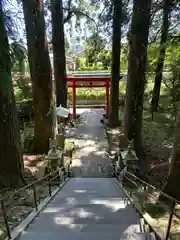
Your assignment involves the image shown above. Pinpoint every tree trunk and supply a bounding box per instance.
[51,0,67,107]
[19,59,25,74]
[124,0,152,157]
[22,0,53,154]
[0,0,24,187]
[151,0,170,113]
[108,0,122,127]
[162,104,180,201]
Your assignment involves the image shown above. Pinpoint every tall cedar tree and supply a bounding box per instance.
[163,104,180,201]
[124,0,152,157]
[151,0,171,113]
[0,0,24,187]
[51,0,67,107]
[22,0,53,153]
[108,0,122,127]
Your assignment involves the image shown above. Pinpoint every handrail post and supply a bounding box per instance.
[1,199,11,239]
[67,164,71,178]
[143,183,147,210]
[48,174,52,196]
[63,167,66,182]
[32,184,38,211]
[57,169,61,187]
[165,200,175,240]
[120,169,124,188]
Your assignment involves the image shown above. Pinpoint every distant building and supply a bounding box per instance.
[69,36,84,54]
[48,35,84,72]
[49,49,76,72]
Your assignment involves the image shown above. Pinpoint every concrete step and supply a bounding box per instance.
[31,213,139,225]
[29,222,141,233]
[20,231,155,240]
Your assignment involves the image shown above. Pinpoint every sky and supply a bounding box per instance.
[6,0,114,52]
[6,0,129,53]
[6,0,95,48]
[5,0,25,43]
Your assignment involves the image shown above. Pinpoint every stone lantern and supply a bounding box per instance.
[56,133,65,150]
[107,150,118,177]
[121,140,138,172]
[46,145,63,171]
[56,105,70,150]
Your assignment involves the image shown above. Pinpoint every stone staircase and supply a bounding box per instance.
[18,110,156,239]
[19,178,155,240]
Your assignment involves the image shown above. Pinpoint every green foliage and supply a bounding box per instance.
[65,139,75,150]
[72,88,106,100]
[147,43,159,72]
[16,98,33,104]
[13,76,32,101]
[144,36,180,119]
[119,81,126,96]
[161,37,180,117]
[120,44,128,71]
[146,203,166,219]
[79,65,109,71]
[84,33,106,66]
[68,81,127,101]
[97,50,111,69]
[75,57,81,70]
[10,41,27,70]
[24,125,34,152]
[96,0,131,38]
[65,37,70,50]
[143,110,174,143]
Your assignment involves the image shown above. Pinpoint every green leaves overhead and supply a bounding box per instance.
[10,40,27,67]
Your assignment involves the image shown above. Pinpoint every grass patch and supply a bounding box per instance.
[143,110,174,147]
[121,182,180,239]
[68,82,126,101]
[146,203,167,218]
[119,108,174,186]
[119,108,174,147]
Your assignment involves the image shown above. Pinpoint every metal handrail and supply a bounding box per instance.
[119,169,180,240]
[0,165,71,239]
[0,169,59,202]
[123,170,180,205]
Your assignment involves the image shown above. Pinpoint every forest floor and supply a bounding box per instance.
[119,108,180,239]
[141,110,174,186]
[119,108,174,188]
[0,125,75,239]
[0,177,58,240]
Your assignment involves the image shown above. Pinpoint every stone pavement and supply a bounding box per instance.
[70,109,113,177]
[20,178,147,240]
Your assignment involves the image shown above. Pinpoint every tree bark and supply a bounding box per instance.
[162,104,180,201]
[124,0,152,157]
[19,58,25,74]
[108,0,122,127]
[0,0,24,187]
[22,0,53,154]
[151,0,170,113]
[51,0,67,107]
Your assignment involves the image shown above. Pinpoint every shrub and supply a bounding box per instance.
[79,66,110,71]
[13,75,32,101]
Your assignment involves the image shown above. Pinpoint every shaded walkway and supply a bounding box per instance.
[70,109,112,177]
[20,178,142,240]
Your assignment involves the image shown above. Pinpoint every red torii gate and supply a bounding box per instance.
[67,76,111,119]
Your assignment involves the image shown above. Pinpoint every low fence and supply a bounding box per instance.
[0,167,69,239]
[117,169,180,240]
[68,99,106,108]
